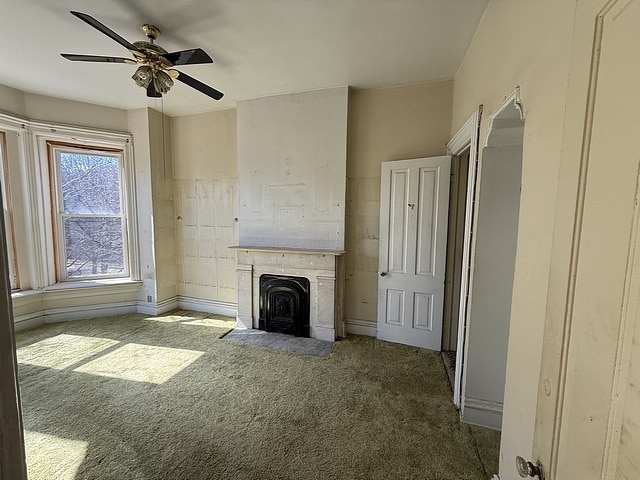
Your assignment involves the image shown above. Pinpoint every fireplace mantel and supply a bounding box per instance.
[230,246,345,256]
[231,246,345,342]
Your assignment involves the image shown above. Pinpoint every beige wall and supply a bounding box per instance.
[171,109,238,303]
[452,0,578,475]
[0,85,128,132]
[126,107,179,307]
[169,83,453,316]
[24,94,128,132]
[0,84,26,117]
[345,82,452,329]
[148,108,177,303]
[128,108,155,304]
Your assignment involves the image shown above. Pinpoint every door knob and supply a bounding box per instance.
[380,272,387,277]
[515,456,544,479]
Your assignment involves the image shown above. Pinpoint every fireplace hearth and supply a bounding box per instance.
[259,274,310,337]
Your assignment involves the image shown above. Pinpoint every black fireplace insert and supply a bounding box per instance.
[259,274,310,337]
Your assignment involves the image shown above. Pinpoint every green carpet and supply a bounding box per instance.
[15,310,499,480]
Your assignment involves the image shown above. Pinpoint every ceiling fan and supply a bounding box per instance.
[61,11,223,100]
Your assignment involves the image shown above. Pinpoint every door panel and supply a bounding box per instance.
[389,169,409,273]
[413,292,433,331]
[377,156,451,350]
[416,167,438,276]
[386,290,405,325]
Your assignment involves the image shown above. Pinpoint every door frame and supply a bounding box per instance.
[445,106,482,408]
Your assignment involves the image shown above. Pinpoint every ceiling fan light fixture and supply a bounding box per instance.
[132,65,153,88]
[154,70,174,94]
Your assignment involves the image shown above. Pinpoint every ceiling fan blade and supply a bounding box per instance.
[174,71,224,100]
[70,11,140,52]
[146,82,162,98]
[61,53,136,64]
[162,48,213,66]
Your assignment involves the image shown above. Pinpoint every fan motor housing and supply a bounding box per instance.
[141,24,161,41]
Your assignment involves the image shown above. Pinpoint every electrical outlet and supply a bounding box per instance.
[147,295,152,302]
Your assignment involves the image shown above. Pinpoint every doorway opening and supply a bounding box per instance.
[442,149,471,388]
[459,91,525,430]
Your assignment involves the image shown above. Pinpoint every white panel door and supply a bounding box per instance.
[377,156,451,350]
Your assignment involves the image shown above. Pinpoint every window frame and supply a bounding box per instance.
[0,131,19,289]
[48,142,130,281]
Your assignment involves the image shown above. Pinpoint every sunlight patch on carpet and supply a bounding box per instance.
[181,317,236,328]
[17,334,119,370]
[73,343,205,384]
[25,430,88,480]
[145,314,197,323]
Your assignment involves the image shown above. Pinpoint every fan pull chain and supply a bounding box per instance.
[161,95,167,184]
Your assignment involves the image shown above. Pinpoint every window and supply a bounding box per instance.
[49,144,129,280]
[0,131,18,289]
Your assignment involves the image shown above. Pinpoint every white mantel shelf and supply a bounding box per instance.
[230,245,345,256]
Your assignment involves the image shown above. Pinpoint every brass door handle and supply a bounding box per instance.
[516,456,544,479]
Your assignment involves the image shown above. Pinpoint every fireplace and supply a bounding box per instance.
[259,274,310,337]
[231,246,345,341]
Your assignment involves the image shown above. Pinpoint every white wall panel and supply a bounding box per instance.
[237,88,348,250]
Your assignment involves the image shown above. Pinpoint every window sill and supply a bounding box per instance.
[11,279,142,301]
[42,279,142,299]
[43,278,141,291]
[12,280,143,326]
[11,289,42,299]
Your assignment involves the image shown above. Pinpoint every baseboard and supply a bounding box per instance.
[45,301,138,323]
[312,325,336,342]
[177,296,238,317]
[345,318,377,337]
[461,396,503,431]
[14,311,46,333]
[14,295,236,331]
[137,296,179,316]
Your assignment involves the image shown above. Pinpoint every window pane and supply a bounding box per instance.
[64,217,125,277]
[60,153,121,215]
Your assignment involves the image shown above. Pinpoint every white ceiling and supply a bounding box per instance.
[0,0,488,116]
